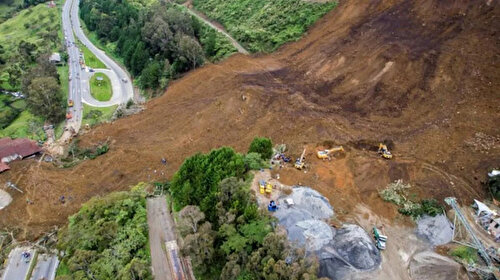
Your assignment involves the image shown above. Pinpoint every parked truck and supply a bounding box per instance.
[372,227,387,250]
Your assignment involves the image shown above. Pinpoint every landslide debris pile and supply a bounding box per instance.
[409,251,466,280]
[273,187,381,279]
[1,0,498,239]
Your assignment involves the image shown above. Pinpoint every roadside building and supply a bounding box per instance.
[0,138,42,173]
[49,52,61,65]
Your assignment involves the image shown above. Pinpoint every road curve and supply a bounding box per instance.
[67,0,134,105]
[82,70,123,107]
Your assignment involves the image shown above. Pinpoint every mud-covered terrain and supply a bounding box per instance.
[1,0,499,240]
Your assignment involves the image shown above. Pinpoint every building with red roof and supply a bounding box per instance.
[0,137,42,173]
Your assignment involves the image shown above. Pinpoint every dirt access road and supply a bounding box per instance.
[146,197,176,280]
[180,1,249,54]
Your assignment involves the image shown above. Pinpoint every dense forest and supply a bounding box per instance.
[192,0,337,52]
[56,186,151,280]
[79,0,236,92]
[170,138,323,279]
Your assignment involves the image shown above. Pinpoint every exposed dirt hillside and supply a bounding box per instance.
[1,0,499,239]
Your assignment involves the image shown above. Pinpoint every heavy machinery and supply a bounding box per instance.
[268,200,277,212]
[68,99,74,107]
[372,227,387,250]
[378,143,393,159]
[317,146,345,160]
[259,180,272,196]
[295,148,306,170]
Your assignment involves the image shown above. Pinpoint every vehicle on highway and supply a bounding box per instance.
[121,78,127,83]
[89,68,95,72]
[66,112,72,119]
[69,74,72,81]
[68,99,74,107]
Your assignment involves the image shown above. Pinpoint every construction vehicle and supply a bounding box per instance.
[68,99,74,107]
[268,200,277,212]
[378,143,393,159]
[259,180,272,195]
[295,148,306,170]
[372,227,387,250]
[317,146,345,160]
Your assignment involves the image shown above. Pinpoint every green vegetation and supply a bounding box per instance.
[0,94,22,129]
[57,186,152,280]
[89,73,112,101]
[0,2,61,89]
[77,41,106,69]
[79,0,237,93]
[193,0,337,52]
[0,0,22,22]
[487,172,500,200]
[0,110,45,140]
[450,246,478,264]
[248,136,273,160]
[57,139,109,168]
[379,180,444,219]
[170,147,321,279]
[56,64,69,103]
[82,104,117,127]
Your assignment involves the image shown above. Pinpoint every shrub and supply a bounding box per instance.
[450,246,478,264]
[248,137,273,160]
[243,152,267,170]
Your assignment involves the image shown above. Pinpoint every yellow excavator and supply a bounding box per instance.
[378,143,393,159]
[294,148,306,170]
[317,146,345,160]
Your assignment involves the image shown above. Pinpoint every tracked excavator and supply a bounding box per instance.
[295,148,306,170]
[317,146,345,160]
[378,143,393,159]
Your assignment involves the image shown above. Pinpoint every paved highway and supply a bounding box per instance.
[30,254,59,280]
[61,0,133,133]
[1,247,34,280]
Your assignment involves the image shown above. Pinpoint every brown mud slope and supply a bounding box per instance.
[1,0,499,238]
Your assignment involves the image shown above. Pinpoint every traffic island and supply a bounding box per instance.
[90,73,112,101]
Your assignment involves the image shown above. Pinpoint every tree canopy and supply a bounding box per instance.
[57,188,152,280]
[248,137,273,160]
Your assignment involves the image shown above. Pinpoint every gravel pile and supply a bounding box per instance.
[273,187,381,279]
[416,214,453,246]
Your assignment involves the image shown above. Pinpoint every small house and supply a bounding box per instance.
[49,52,61,65]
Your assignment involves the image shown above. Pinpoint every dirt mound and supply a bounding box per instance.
[0,0,499,239]
[409,251,466,280]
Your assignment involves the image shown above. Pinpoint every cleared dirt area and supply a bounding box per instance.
[0,0,499,244]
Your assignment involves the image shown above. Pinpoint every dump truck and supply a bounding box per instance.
[378,143,393,159]
[259,180,272,195]
[295,148,306,170]
[372,227,387,250]
[317,146,345,160]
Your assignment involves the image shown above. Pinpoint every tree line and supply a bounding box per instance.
[79,0,235,93]
[170,138,326,279]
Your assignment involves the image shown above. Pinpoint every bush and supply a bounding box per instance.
[379,180,444,219]
[450,246,478,264]
[243,152,267,170]
[248,137,273,160]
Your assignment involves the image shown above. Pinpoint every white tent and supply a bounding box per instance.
[473,199,495,217]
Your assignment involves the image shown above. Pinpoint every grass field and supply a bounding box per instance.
[0,110,46,140]
[76,40,107,69]
[193,0,337,52]
[0,3,60,61]
[0,0,22,22]
[90,73,112,101]
[56,64,69,103]
[82,104,117,127]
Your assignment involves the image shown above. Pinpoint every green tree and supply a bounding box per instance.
[26,77,64,122]
[204,29,217,57]
[248,137,273,159]
[174,34,204,70]
[17,40,37,62]
[141,13,173,55]
[6,64,21,88]
[244,152,266,170]
[140,61,163,89]
[130,42,149,75]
